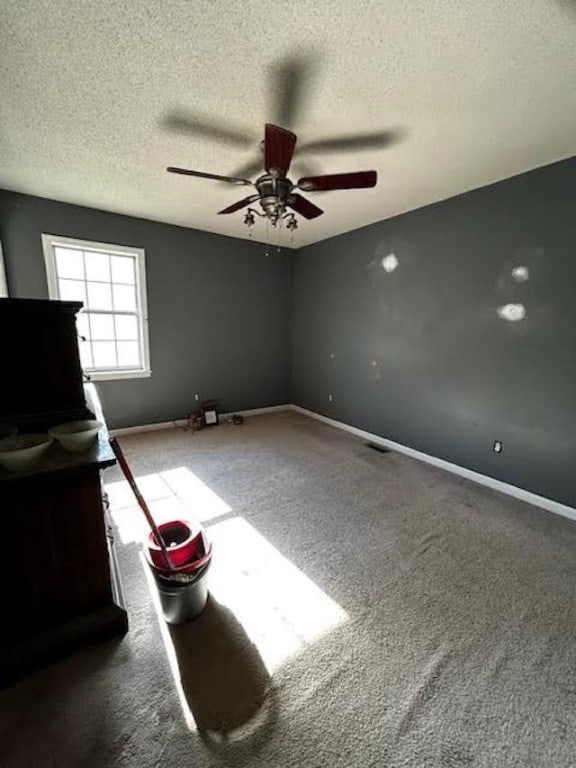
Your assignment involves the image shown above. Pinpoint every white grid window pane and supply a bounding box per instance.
[115,314,138,340]
[111,255,135,284]
[117,341,140,367]
[113,283,136,312]
[87,281,113,310]
[59,279,86,304]
[76,312,90,340]
[85,251,110,282]
[44,235,149,378]
[92,341,117,368]
[89,313,115,340]
[79,340,93,369]
[55,248,84,280]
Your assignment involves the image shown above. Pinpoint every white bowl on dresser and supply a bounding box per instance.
[0,433,53,471]
[49,419,103,453]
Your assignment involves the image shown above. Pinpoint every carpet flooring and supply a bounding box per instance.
[1,411,576,767]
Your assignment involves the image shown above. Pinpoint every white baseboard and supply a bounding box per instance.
[110,404,291,437]
[289,405,576,523]
[224,404,291,418]
[110,419,187,437]
[109,402,574,523]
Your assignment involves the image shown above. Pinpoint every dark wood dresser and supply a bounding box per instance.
[0,298,128,687]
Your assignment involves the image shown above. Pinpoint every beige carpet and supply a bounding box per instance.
[2,411,576,767]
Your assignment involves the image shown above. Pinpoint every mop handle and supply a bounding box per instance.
[109,437,177,572]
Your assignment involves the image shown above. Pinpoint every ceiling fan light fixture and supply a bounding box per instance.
[286,214,298,231]
[244,210,256,227]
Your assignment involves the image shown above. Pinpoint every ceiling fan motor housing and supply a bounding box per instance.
[256,174,292,219]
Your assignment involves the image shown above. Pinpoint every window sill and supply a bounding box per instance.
[85,369,152,382]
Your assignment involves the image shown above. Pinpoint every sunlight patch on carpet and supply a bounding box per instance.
[111,465,348,728]
[140,515,347,729]
[207,517,349,673]
[105,466,232,544]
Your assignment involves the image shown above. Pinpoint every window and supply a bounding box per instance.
[42,234,150,380]
[0,242,8,297]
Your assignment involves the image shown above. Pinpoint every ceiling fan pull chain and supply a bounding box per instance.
[276,214,282,254]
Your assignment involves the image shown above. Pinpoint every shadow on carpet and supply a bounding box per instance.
[169,596,274,735]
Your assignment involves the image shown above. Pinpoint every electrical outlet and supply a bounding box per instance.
[328,394,333,403]
[194,393,199,402]
[493,440,503,454]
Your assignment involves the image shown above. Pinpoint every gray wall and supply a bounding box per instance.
[292,158,576,506]
[2,157,575,506]
[0,191,291,429]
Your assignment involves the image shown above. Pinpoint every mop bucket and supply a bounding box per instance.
[108,439,213,624]
[147,519,204,569]
[145,525,213,624]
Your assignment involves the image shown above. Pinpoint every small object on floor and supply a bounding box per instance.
[232,414,244,425]
[201,399,219,427]
[187,411,204,431]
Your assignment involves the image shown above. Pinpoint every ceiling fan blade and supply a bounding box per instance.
[298,129,403,155]
[166,167,252,186]
[265,124,297,176]
[298,171,377,192]
[268,54,317,128]
[287,194,324,220]
[218,195,260,215]
[160,110,255,148]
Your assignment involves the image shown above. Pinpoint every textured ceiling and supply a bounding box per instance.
[2,0,576,248]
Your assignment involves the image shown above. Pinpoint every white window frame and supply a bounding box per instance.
[0,242,8,297]
[42,234,151,381]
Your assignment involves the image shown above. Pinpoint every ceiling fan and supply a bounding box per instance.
[166,123,377,229]
[162,54,402,229]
